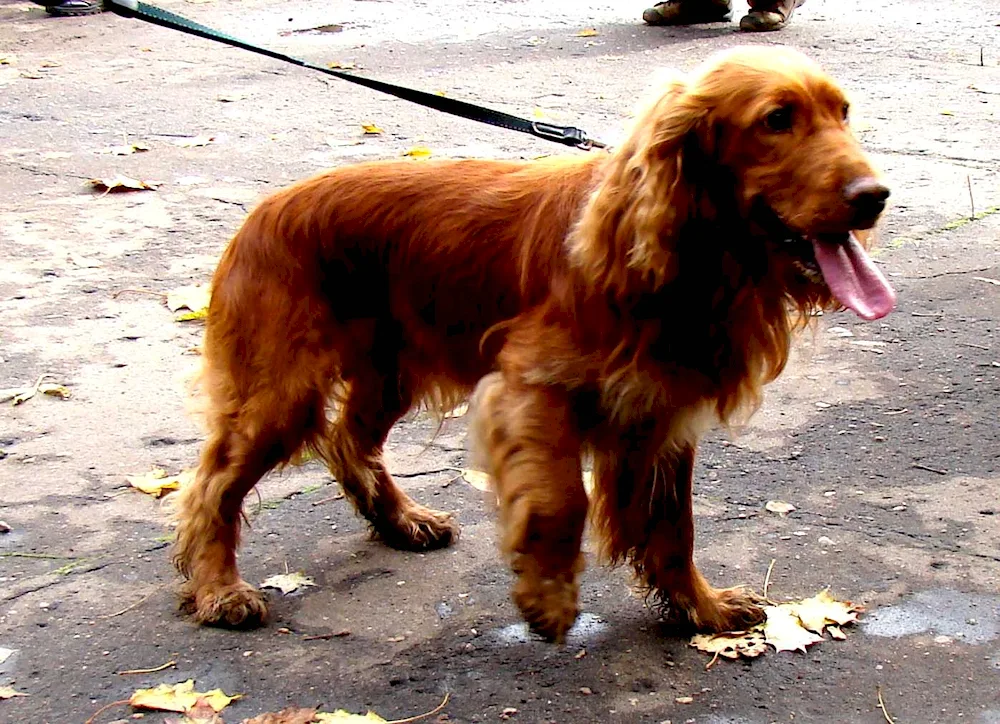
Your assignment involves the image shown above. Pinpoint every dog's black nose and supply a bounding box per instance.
[844,177,890,226]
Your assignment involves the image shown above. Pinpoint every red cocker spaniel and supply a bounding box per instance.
[173,46,895,641]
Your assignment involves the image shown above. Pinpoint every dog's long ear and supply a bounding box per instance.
[570,77,708,295]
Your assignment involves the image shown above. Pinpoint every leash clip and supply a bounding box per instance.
[531,122,605,151]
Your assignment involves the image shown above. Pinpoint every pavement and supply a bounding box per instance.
[1,0,998,722]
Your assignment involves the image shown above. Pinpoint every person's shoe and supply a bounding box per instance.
[739,0,803,31]
[642,0,732,26]
[32,0,104,16]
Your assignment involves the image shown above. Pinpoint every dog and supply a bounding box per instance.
[172,45,895,641]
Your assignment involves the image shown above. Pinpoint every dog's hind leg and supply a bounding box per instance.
[173,366,326,628]
[472,373,589,643]
[322,353,459,551]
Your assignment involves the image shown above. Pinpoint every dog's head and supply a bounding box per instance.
[573,45,896,322]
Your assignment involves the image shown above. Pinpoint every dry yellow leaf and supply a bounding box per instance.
[98,142,150,156]
[174,135,216,148]
[0,686,27,699]
[129,679,240,713]
[763,604,823,653]
[90,175,157,193]
[461,469,492,492]
[690,629,767,661]
[765,500,796,516]
[402,146,432,159]
[1,374,69,406]
[315,711,387,723]
[261,571,316,594]
[361,123,384,135]
[788,589,861,635]
[127,468,194,498]
[576,28,599,37]
[167,284,211,321]
[327,61,357,70]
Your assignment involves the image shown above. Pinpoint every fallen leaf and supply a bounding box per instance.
[0,686,27,699]
[763,604,823,653]
[260,571,316,594]
[38,383,71,400]
[788,589,861,635]
[444,403,468,418]
[0,374,68,406]
[167,283,211,321]
[402,146,432,159]
[130,680,240,713]
[174,135,216,148]
[765,500,796,516]
[0,55,16,65]
[127,468,194,498]
[461,469,492,492]
[243,707,318,724]
[97,143,150,156]
[170,697,224,723]
[361,123,384,135]
[20,71,44,79]
[690,629,767,661]
[39,60,61,68]
[327,61,357,70]
[315,711,388,723]
[576,28,599,37]
[939,109,955,116]
[827,624,847,640]
[89,175,157,193]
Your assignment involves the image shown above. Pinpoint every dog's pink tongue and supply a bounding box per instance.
[812,235,897,321]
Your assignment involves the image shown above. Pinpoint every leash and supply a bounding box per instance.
[104,0,607,151]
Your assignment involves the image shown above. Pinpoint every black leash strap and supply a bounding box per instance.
[104,0,606,150]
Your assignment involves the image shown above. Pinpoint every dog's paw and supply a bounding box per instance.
[686,586,765,633]
[377,503,460,551]
[182,580,269,629]
[511,559,581,643]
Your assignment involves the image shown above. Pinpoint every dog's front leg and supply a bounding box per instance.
[599,443,765,632]
[472,373,588,642]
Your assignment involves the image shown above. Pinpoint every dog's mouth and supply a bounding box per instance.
[755,204,897,321]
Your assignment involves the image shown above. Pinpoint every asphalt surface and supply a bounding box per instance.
[1,0,998,722]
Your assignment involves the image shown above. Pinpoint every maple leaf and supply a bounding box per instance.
[130,680,240,713]
[765,500,796,516]
[690,629,767,661]
[788,589,861,635]
[167,283,211,321]
[127,468,194,498]
[402,146,432,159]
[315,712,388,723]
[763,604,823,652]
[243,707,319,724]
[461,469,492,492]
[89,175,157,193]
[174,135,216,148]
[260,571,316,594]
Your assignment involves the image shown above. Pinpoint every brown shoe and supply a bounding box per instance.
[740,0,803,31]
[642,0,732,26]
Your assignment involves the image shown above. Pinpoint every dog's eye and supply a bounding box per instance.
[764,106,794,132]
[842,102,850,122]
